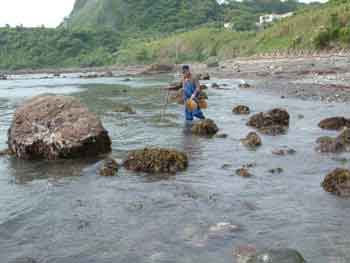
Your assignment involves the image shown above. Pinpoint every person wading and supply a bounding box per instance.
[182,65,205,122]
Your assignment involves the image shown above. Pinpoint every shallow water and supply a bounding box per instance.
[0,74,350,263]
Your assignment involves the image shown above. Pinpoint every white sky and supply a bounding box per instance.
[0,0,328,28]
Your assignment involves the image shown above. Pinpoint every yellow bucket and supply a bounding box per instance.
[198,99,208,109]
[186,99,198,112]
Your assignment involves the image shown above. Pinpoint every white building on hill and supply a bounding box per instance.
[259,12,294,25]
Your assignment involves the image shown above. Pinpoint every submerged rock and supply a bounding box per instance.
[233,105,250,115]
[241,132,262,148]
[239,83,252,89]
[236,168,253,178]
[272,147,296,156]
[316,128,350,153]
[99,158,119,176]
[247,108,289,135]
[8,94,111,160]
[191,119,219,137]
[322,168,350,197]
[319,117,350,130]
[113,104,136,114]
[123,148,188,174]
[234,247,306,263]
[268,167,284,174]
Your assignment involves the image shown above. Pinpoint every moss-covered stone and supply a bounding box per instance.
[123,148,188,174]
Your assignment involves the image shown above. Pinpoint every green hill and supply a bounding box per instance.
[63,0,221,34]
[115,1,350,64]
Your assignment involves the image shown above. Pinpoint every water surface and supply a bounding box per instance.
[0,74,350,263]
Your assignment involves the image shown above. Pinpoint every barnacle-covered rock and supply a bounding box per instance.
[319,117,350,130]
[240,132,262,148]
[8,94,111,160]
[191,119,219,137]
[123,148,188,174]
[99,158,119,176]
[316,128,350,153]
[233,105,250,115]
[322,168,350,197]
[247,108,289,135]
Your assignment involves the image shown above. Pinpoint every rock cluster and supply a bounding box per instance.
[144,64,174,74]
[8,95,111,160]
[322,168,350,197]
[316,128,350,153]
[191,119,219,137]
[123,148,188,174]
[241,132,262,148]
[318,117,350,130]
[247,108,290,135]
[233,105,250,115]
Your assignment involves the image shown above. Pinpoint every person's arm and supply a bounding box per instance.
[191,78,201,99]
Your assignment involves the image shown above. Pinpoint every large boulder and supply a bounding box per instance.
[322,168,350,197]
[123,148,188,174]
[8,95,111,160]
[191,119,219,137]
[318,117,350,130]
[316,128,350,153]
[247,108,289,135]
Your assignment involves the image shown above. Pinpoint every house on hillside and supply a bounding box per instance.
[259,12,294,25]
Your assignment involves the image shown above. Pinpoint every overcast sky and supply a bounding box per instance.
[0,0,328,28]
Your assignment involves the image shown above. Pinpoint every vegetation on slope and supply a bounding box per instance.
[0,27,120,70]
[115,1,350,64]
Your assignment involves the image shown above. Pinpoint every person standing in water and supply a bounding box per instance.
[182,65,205,122]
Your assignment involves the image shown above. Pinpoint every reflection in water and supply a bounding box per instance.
[7,157,102,185]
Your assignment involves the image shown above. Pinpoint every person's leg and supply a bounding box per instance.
[193,108,205,120]
[185,108,194,121]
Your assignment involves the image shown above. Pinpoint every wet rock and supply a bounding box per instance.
[239,83,252,89]
[297,114,304,119]
[0,148,14,156]
[318,117,350,130]
[197,91,208,100]
[211,83,220,89]
[170,89,184,105]
[144,64,174,74]
[99,158,119,176]
[234,247,306,263]
[247,108,289,135]
[272,147,296,156]
[215,133,228,139]
[209,222,240,236]
[200,84,208,90]
[259,125,288,135]
[167,82,182,91]
[197,73,210,80]
[236,168,253,178]
[0,74,7,80]
[241,132,262,148]
[322,168,350,197]
[123,148,188,174]
[234,245,257,263]
[8,94,111,160]
[123,78,132,82]
[113,104,136,114]
[191,119,219,137]
[316,128,350,153]
[233,105,250,115]
[102,71,113,77]
[268,168,284,174]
